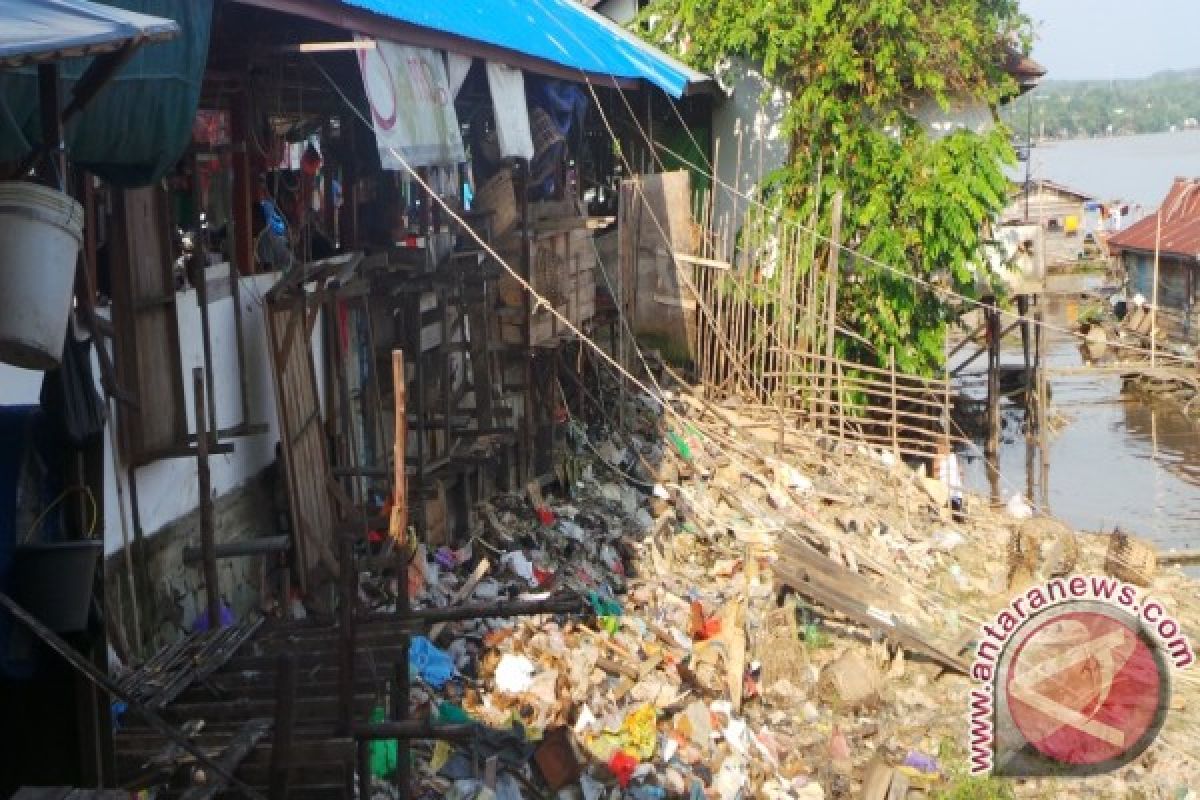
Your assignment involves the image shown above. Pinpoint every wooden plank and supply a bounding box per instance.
[178,718,272,800]
[673,252,731,270]
[265,299,340,586]
[109,186,188,463]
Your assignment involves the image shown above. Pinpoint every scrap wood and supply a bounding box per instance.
[178,718,272,800]
[771,562,968,675]
[0,591,267,800]
[719,598,747,711]
[428,558,492,641]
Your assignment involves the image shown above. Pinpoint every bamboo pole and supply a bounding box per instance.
[390,350,408,544]
[889,348,899,459]
[1151,208,1162,368]
[823,192,845,432]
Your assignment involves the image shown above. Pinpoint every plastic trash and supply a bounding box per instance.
[436,702,472,724]
[369,705,397,777]
[903,750,940,774]
[503,551,539,586]
[494,653,536,693]
[191,603,235,633]
[1006,493,1033,520]
[608,750,639,788]
[409,635,455,689]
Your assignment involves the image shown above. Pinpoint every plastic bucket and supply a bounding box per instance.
[0,182,85,370]
[13,540,102,633]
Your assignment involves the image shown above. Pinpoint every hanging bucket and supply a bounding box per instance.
[13,540,102,633]
[0,182,85,370]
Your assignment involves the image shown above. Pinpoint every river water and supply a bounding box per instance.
[1017,130,1200,207]
[954,273,1200,555]
[958,131,1200,554]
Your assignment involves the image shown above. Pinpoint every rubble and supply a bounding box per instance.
[367,372,1200,800]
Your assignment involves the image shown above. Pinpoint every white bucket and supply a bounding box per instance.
[0,182,85,370]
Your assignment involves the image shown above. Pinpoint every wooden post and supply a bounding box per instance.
[889,348,899,459]
[1017,294,1032,428]
[230,93,255,276]
[943,365,952,459]
[985,305,1000,457]
[195,255,219,435]
[391,351,412,795]
[1035,306,1049,508]
[336,532,355,737]
[393,660,411,797]
[357,741,371,800]
[1151,209,1162,368]
[268,653,297,800]
[193,368,221,633]
[824,192,844,432]
[37,63,65,185]
[389,351,408,544]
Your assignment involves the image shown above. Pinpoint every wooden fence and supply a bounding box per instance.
[679,187,961,461]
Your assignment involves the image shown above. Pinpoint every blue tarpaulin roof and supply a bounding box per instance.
[338,0,709,98]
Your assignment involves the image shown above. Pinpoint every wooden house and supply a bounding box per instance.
[1108,178,1200,343]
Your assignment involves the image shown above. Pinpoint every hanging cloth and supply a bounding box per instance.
[446,52,473,100]
[355,37,465,168]
[485,62,534,161]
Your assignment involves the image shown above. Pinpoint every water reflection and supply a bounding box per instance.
[954,276,1200,552]
[1122,400,1200,488]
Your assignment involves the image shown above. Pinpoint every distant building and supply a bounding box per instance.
[1107,177,1200,342]
[1002,179,1095,232]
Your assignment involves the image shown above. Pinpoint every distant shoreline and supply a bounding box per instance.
[1031,129,1200,146]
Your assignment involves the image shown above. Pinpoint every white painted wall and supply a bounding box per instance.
[0,267,319,557]
[709,58,791,260]
[911,93,995,139]
[102,269,301,556]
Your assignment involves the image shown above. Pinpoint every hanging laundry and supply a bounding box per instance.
[486,62,535,161]
[355,37,466,168]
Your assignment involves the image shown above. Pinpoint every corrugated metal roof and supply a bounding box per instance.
[337,0,710,97]
[0,0,180,68]
[1108,178,1200,260]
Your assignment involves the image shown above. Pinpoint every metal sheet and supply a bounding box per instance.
[338,0,708,98]
[0,0,179,67]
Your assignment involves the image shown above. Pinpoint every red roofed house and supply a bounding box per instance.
[1108,178,1200,342]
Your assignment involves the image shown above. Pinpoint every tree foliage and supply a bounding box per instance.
[639,0,1031,374]
[1005,69,1200,139]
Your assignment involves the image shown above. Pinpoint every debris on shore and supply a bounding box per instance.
[375,371,1200,800]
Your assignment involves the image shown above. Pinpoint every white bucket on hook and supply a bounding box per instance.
[0,181,85,370]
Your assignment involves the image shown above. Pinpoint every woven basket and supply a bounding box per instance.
[1105,531,1157,587]
[474,168,518,238]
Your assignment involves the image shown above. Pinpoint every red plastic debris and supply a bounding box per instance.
[536,506,556,526]
[608,750,639,788]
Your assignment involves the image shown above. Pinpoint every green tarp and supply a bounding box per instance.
[0,0,212,187]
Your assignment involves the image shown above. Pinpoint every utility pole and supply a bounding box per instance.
[1024,92,1034,222]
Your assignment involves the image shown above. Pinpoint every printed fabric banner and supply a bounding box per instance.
[355,37,465,168]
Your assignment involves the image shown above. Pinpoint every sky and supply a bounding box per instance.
[1022,0,1200,81]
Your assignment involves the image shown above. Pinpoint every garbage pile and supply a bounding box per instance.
[381,378,1200,800]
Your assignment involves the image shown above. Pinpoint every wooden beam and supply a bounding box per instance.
[194,368,222,633]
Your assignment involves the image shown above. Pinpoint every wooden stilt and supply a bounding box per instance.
[193,368,221,634]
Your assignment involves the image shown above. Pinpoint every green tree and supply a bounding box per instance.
[640,0,1031,374]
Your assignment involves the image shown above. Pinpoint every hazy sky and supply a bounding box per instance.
[1022,0,1199,81]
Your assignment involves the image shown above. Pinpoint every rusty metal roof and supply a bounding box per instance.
[1108,178,1200,260]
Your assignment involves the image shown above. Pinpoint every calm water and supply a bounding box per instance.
[1015,130,1200,207]
[955,276,1200,554]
